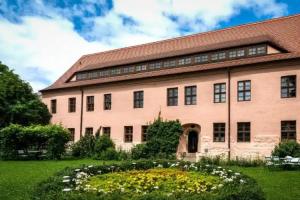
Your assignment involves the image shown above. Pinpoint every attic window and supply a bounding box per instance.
[74,43,275,82]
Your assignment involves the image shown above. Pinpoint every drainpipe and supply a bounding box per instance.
[227,68,231,160]
[80,88,84,138]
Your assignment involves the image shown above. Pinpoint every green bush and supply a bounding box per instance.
[71,135,123,160]
[0,124,70,160]
[71,134,96,158]
[199,156,265,167]
[272,140,300,158]
[141,116,182,159]
[95,147,120,160]
[94,135,115,153]
[131,144,148,159]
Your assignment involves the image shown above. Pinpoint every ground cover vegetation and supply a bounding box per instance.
[1,160,299,200]
[32,160,265,200]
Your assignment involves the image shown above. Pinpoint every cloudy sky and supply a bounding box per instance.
[0,0,299,91]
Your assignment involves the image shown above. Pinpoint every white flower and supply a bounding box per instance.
[62,179,70,183]
[154,186,159,189]
[63,176,70,179]
[224,178,233,182]
[235,172,241,176]
[157,164,163,168]
[88,165,93,168]
[74,169,80,172]
[62,188,71,192]
[240,179,246,184]
[218,184,224,188]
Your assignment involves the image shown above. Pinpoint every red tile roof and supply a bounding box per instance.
[41,14,300,92]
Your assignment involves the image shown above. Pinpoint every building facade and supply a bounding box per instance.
[41,14,300,160]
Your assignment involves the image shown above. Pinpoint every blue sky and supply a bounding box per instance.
[0,0,299,91]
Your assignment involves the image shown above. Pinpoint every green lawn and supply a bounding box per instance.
[0,160,299,200]
[232,167,300,200]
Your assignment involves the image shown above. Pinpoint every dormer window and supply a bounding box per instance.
[75,43,278,81]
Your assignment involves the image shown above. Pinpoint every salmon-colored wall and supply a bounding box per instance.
[42,61,300,159]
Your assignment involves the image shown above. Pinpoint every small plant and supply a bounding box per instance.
[272,140,300,158]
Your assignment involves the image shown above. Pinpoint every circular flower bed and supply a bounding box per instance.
[33,160,265,200]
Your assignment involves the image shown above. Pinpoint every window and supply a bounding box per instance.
[104,94,112,110]
[51,99,57,114]
[238,80,251,101]
[68,97,76,112]
[218,52,226,60]
[68,128,75,141]
[134,91,144,108]
[211,53,218,61]
[185,86,197,105]
[257,46,266,54]
[281,121,296,140]
[167,87,178,106]
[163,60,176,68]
[103,127,111,138]
[195,55,208,63]
[136,65,147,71]
[178,58,191,65]
[237,50,245,57]
[248,47,257,55]
[141,125,148,142]
[281,75,296,98]
[214,83,226,103]
[237,122,250,142]
[85,127,93,136]
[86,96,94,111]
[213,123,225,142]
[124,126,133,142]
[229,51,237,58]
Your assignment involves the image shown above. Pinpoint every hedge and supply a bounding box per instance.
[0,124,71,160]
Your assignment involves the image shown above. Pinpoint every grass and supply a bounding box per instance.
[0,159,111,200]
[0,160,299,200]
[232,166,300,200]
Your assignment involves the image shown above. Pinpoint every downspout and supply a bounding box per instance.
[227,68,231,160]
[80,88,84,138]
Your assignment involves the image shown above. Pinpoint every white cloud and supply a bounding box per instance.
[0,0,288,91]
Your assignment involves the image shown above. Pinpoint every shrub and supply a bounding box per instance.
[142,116,182,159]
[0,124,70,160]
[272,140,300,158]
[199,156,265,167]
[71,134,121,160]
[131,144,148,159]
[94,135,115,153]
[71,134,96,158]
[95,147,120,160]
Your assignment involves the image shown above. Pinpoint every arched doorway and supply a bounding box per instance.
[188,130,198,153]
[177,123,201,157]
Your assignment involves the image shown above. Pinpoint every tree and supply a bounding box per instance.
[0,61,51,128]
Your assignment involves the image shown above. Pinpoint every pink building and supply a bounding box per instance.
[41,14,300,161]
